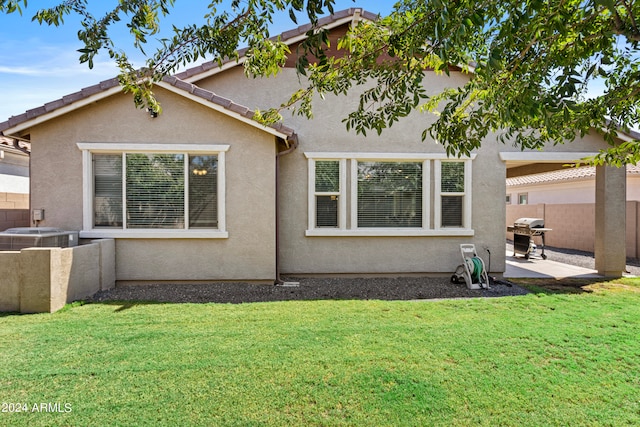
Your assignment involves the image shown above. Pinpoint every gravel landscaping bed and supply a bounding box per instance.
[89,243,638,304]
[89,276,529,304]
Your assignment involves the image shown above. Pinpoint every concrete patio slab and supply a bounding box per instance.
[504,251,602,279]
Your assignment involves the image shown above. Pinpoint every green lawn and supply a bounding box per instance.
[0,279,638,426]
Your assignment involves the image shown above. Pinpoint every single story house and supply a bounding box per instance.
[0,8,630,283]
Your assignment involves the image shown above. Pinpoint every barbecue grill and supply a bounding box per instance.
[507,217,551,260]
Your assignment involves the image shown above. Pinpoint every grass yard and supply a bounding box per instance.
[0,279,638,426]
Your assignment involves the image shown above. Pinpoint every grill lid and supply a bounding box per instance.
[513,218,545,228]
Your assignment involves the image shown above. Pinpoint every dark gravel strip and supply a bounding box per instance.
[91,242,638,305]
[88,276,529,304]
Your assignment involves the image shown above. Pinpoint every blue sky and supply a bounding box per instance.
[0,1,396,121]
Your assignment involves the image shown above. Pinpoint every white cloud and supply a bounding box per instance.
[0,39,124,120]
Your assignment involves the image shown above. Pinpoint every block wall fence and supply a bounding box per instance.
[507,201,640,259]
[0,192,29,230]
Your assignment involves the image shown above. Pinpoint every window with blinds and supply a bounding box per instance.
[305,154,473,236]
[357,161,422,228]
[94,154,123,227]
[93,153,218,230]
[440,161,465,227]
[314,160,340,227]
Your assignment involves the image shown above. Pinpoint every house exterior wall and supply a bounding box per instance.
[28,88,277,282]
[0,144,30,230]
[196,69,506,274]
[195,67,616,276]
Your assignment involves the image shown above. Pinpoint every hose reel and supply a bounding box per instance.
[451,244,490,290]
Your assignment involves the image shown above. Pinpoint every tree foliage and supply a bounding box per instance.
[2,0,640,164]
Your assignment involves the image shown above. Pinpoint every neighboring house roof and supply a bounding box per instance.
[176,8,378,82]
[0,135,30,155]
[506,164,640,187]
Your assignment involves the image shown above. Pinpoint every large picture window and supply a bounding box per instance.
[79,143,228,238]
[357,161,422,228]
[306,153,474,237]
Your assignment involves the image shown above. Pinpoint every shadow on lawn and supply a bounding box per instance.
[513,278,603,295]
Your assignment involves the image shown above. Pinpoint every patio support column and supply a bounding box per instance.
[594,165,626,277]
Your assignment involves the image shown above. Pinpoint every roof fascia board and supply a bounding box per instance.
[156,80,290,140]
[2,86,123,136]
[616,130,638,142]
[499,152,599,163]
[183,14,365,84]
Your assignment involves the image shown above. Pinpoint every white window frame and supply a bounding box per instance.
[434,159,472,230]
[77,143,229,239]
[305,152,476,237]
[307,158,347,230]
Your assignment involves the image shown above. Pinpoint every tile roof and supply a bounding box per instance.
[0,8,373,138]
[507,164,640,186]
[0,78,121,133]
[0,73,296,141]
[160,76,296,138]
[0,135,31,154]
[174,8,378,81]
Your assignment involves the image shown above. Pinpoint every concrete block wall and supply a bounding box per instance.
[544,204,595,252]
[0,192,29,230]
[0,239,115,313]
[507,202,640,259]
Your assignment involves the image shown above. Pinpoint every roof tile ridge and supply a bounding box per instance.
[175,8,377,81]
[162,76,296,137]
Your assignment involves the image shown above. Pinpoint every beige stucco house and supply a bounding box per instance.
[0,8,631,283]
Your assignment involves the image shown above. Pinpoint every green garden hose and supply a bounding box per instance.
[469,257,484,282]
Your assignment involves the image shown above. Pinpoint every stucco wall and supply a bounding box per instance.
[29,87,277,282]
[194,68,522,275]
[0,239,115,313]
[23,63,619,280]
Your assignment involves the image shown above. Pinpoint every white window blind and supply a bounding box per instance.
[314,160,340,227]
[440,161,465,227]
[357,161,422,228]
[189,155,218,228]
[93,153,218,230]
[94,154,123,227]
[126,153,185,229]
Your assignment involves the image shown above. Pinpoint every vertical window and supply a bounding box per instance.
[506,194,512,204]
[518,193,528,205]
[126,153,185,229]
[189,155,218,228]
[357,161,422,228]
[314,160,340,227]
[94,154,123,227]
[439,161,465,228]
